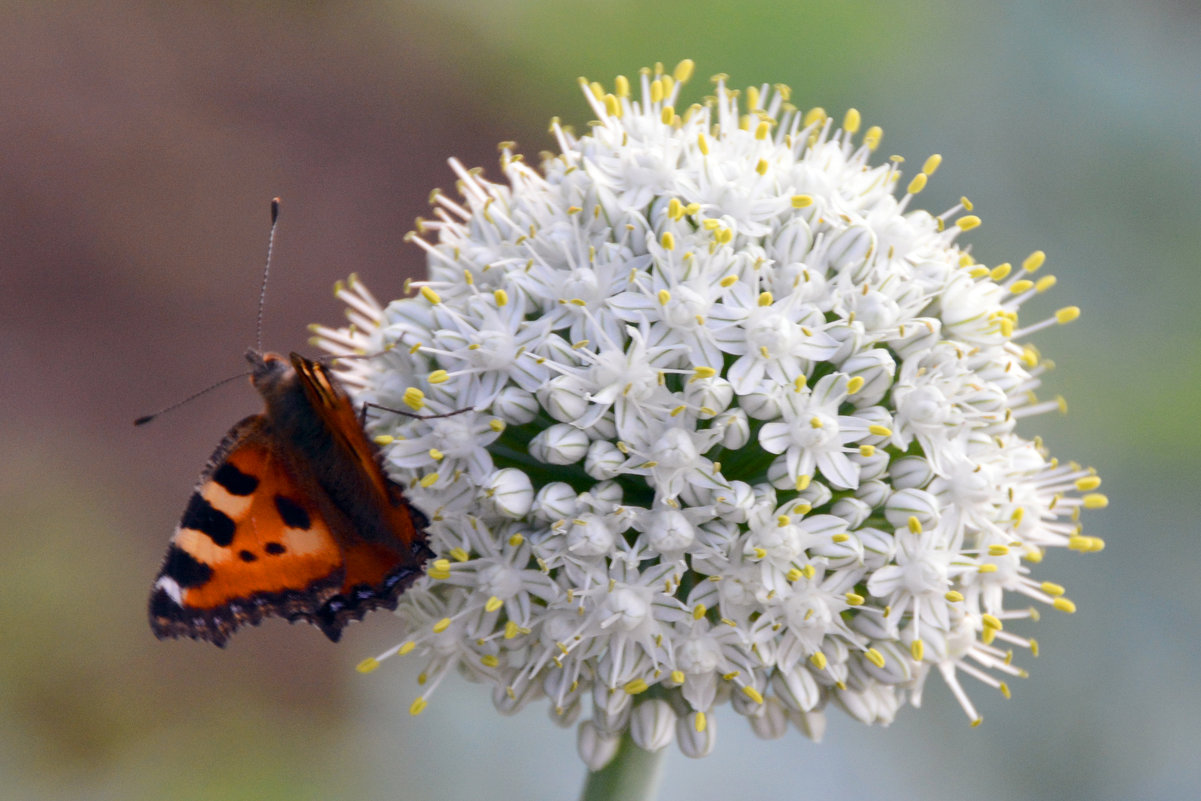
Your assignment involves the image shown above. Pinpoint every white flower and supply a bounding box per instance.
[318,61,1107,765]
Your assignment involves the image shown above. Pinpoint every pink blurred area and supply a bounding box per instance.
[0,3,527,796]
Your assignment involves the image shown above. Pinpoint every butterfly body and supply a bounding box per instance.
[150,350,431,647]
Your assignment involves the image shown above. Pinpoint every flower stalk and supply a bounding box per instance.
[579,734,665,801]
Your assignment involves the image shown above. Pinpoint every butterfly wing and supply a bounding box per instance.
[288,354,432,639]
[148,416,346,647]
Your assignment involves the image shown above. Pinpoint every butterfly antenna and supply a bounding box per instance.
[134,372,253,426]
[255,197,282,353]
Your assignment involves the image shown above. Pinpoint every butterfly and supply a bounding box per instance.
[147,201,431,647]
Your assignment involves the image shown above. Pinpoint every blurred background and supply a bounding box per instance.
[2,1,1196,799]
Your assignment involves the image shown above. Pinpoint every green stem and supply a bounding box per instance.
[579,734,666,801]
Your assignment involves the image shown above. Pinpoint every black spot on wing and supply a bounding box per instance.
[239,550,257,562]
[181,492,235,546]
[274,495,311,529]
[160,545,214,588]
[212,461,259,496]
[265,542,286,555]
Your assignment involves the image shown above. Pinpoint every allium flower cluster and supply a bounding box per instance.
[313,61,1106,767]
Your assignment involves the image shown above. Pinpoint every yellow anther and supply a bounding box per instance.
[448,547,470,562]
[1010,279,1034,293]
[650,79,664,104]
[1082,493,1108,509]
[794,375,807,391]
[961,196,974,211]
[428,448,444,461]
[697,134,710,155]
[803,107,827,128]
[907,516,922,534]
[859,444,876,457]
[865,648,886,668]
[831,533,849,543]
[432,617,452,633]
[409,697,427,716]
[490,419,506,433]
[795,474,811,491]
[755,120,770,140]
[988,544,1010,556]
[1035,275,1057,292]
[420,286,441,305]
[907,174,927,195]
[624,678,649,694]
[977,563,999,573]
[982,614,1003,631]
[614,74,630,98]
[791,194,814,208]
[1075,476,1102,491]
[922,154,942,175]
[661,231,675,250]
[968,265,990,279]
[485,596,504,613]
[1056,306,1081,324]
[692,603,708,621]
[503,621,521,640]
[910,639,925,661]
[809,652,828,670]
[674,59,695,82]
[802,564,815,579]
[695,711,707,731]
[843,107,861,133]
[758,291,773,307]
[428,369,449,384]
[692,366,717,381]
[419,472,440,489]
[661,105,675,125]
[868,424,893,437]
[956,215,982,231]
[990,262,1012,281]
[864,125,883,150]
[845,592,865,606]
[752,547,767,560]
[1022,250,1046,272]
[846,376,865,394]
[945,591,964,602]
[356,657,381,674]
[373,435,394,446]
[742,686,764,704]
[480,654,499,668]
[809,416,824,429]
[786,568,803,582]
[494,288,509,306]
[756,158,769,175]
[1041,581,1065,596]
[1052,597,1077,614]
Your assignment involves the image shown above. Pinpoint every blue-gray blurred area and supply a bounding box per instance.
[1,1,1194,799]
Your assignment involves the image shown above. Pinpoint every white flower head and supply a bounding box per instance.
[314,61,1107,766]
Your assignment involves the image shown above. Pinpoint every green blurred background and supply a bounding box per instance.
[2,1,1195,799]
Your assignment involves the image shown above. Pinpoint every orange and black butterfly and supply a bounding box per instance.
[146,201,431,646]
